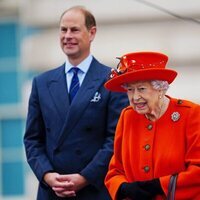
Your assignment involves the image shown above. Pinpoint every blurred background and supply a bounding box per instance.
[0,0,200,199]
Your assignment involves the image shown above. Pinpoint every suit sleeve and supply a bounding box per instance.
[24,78,54,184]
[80,91,129,190]
[160,104,200,199]
[104,109,129,200]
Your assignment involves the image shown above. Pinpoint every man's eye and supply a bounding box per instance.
[71,28,79,32]
[61,28,67,32]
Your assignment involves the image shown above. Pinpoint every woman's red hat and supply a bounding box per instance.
[104,51,178,92]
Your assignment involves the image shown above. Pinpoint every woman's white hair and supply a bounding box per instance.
[151,80,169,91]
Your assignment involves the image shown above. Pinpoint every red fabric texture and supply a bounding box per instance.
[105,97,200,200]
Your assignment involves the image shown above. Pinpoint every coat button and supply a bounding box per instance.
[147,124,153,130]
[177,99,183,104]
[144,166,150,172]
[144,144,151,151]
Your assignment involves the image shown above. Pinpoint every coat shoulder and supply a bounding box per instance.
[92,57,112,74]
[36,64,65,80]
[121,106,133,115]
[123,105,132,111]
[174,98,199,109]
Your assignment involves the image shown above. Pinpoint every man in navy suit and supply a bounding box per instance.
[24,6,128,200]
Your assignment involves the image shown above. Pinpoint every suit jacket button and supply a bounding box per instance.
[46,127,50,132]
[86,127,92,131]
[54,148,60,154]
[75,149,82,155]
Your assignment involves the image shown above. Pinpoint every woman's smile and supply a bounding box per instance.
[134,102,147,110]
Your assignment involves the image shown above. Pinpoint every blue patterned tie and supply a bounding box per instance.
[69,67,80,102]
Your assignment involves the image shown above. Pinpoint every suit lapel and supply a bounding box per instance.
[48,64,70,122]
[56,58,106,147]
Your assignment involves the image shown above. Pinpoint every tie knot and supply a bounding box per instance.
[70,67,80,75]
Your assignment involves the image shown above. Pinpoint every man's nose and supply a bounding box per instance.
[64,30,72,38]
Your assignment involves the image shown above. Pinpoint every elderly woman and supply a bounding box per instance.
[104,52,200,200]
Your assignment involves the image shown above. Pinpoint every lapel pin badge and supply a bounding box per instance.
[91,92,101,102]
[171,112,180,122]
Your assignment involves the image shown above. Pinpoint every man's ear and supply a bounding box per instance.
[89,26,97,42]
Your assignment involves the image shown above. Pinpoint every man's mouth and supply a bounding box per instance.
[65,42,76,47]
[63,41,78,48]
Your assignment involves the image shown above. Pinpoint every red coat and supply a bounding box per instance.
[105,97,200,200]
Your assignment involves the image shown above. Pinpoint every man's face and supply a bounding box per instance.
[59,9,96,61]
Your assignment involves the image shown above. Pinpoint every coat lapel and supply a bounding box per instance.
[56,58,106,147]
[47,64,70,123]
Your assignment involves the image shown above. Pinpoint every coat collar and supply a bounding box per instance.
[47,64,69,123]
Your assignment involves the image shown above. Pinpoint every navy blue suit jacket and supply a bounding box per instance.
[24,57,128,200]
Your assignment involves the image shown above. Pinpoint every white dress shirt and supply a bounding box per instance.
[65,54,93,92]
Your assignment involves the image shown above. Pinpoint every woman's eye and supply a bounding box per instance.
[127,88,134,92]
[138,87,145,91]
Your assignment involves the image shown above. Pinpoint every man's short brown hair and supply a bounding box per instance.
[60,6,96,30]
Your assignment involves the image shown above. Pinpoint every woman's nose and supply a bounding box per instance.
[133,91,141,100]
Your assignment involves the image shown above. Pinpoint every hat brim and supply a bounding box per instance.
[104,68,177,92]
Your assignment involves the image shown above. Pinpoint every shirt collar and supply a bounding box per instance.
[65,54,93,74]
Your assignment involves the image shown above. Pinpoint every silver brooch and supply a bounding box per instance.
[171,112,180,122]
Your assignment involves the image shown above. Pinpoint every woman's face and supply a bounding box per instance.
[125,81,161,115]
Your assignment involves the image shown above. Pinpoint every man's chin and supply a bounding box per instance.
[65,50,78,57]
